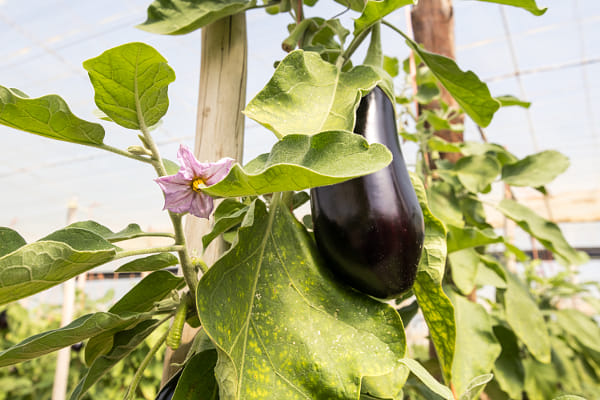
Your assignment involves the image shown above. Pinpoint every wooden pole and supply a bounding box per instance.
[411,0,465,163]
[52,198,78,400]
[160,13,247,384]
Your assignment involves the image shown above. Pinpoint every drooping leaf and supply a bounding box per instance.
[448,248,480,295]
[0,229,116,305]
[555,309,600,353]
[446,225,503,253]
[172,350,219,399]
[0,227,26,257]
[414,273,455,385]
[244,50,383,138]
[68,221,153,242]
[401,37,500,127]
[410,173,447,284]
[83,42,176,130]
[492,325,525,399]
[85,270,183,364]
[427,136,462,153]
[202,200,250,249]
[196,199,407,399]
[398,358,453,400]
[448,290,501,397]
[501,150,569,187]
[203,131,392,197]
[360,365,409,400]
[503,270,551,363]
[0,86,105,145]
[474,0,547,16]
[115,253,179,272]
[354,0,416,36]
[495,94,531,108]
[383,55,399,78]
[0,312,149,367]
[523,357,559,400]
[71,319,162,400]
[427,182,464,228]
[475,254,507,289]
[494,199,589,266]
[451,155,500,193]
[459,374,494,400]
[138,0,256,35]
[460,142,518,166]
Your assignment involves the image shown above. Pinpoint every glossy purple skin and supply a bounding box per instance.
[311,86,425,299]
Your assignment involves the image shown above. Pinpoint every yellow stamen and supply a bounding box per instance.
[192,177,205,192]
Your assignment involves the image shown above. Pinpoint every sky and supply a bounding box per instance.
[0,0,598,282]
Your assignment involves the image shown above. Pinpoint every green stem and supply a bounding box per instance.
[381,19,410,41]
[124,325,170,400]
[364,22,383,68]
[282,18,314,52]
[338,26,373,68]
[88,143,153,164]
[109,232,176,243]
[114,245,185,260]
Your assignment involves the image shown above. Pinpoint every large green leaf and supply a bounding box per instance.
[427,182,464,228]
[196,199,407,399]
[244,50,383,138]
[555,309,600,353]
[173,350,219,399]
[0,227,26,257]
[402,37,500,127]
[85,270,183,364]
[0,229,116,305]
[0,86,104,145]
[68,220,155,242]
[83,42,175,130]
[398,358,453,400]
[503,271,550,363]
[138,0,256,35]
[494,199,589,266]
[451,155,501,193]
[446,225,503,253]
[492,325,525,400]
[410,173,447,285]
[414,273,455,385]
[354,0,415,36]
[203,200,250,249]
[71,319,162,400]
[474,0,546,16]
[448,290,501,398]
[448,248,480,295]
[523,357,558,400]
[501,150,569,187]
[0,312,149,367]
[203,131,392,197]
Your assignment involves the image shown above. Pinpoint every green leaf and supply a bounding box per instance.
[354,0,416,36]
[410,173,447,285]
[83,42,176,130]
[452,155,500,193]
[552,396,587,400]
[202,200,249,249]
[398,358,453,400]
[475,254,507,289]
[0,312,149,367]
[504,270,551,363]
[501,150,569,187]
[474,0,547,16]
[115,253,179,272]
[459,374,493,400]
[427,136,462,153]
[555,309,600,353]
[494,199,589,266]
[415,82,441,104]
[383,55,399,78]
[427,182,463,228]
[523,357,558,400]
[460,142,518,166]
[71,319,161,400]
[401,38,500,127]
[85,270,183,364]
[446,225,503,253]
[68,221,152,242]
[448,290,501,397]
[244,50,383,138]
[138,0,256,35]
[0,227,26,257]
[414,273,455,385]
[0,229,116,305]
[361,365,409,400]
[448,248,480,295]
[196,199,407,399]
[495,94,531,108]
[172,350,219,399]
[0,86,105,145]
[203,131,392,197]
[334,0,367,11]
[492,325,525,399]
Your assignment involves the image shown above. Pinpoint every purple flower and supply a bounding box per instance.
[155,145,234,218]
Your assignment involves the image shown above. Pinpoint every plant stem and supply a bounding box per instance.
[89,143,153,163]
[124,326,169,400]
[363,22,383,68]
[381,19,410,41]
[109,232,176,243]
[338,26,372,68]
[114,245,185,260]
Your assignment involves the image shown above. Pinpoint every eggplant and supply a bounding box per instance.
[155,369,182,400]
[310,86,424,299]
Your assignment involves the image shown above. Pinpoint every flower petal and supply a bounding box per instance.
[187,192,214,219]
[202,157,235,185]
[177,144,205,180]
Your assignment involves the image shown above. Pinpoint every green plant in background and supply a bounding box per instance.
[0,0,597,399]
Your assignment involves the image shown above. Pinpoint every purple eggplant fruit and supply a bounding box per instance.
[311,86,424,299]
